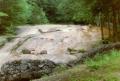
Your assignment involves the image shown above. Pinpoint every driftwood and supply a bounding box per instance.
[38,29,61,34]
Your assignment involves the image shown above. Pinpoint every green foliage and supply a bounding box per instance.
[0,36,7,47]
[0,12,8,17]
[85,50,120,70]
[0,0,32,34]
[27,0,49,24]
[57,0,94,24]
[0,0,120,35]
[35,0,60,23]
[0,0,99,34]
[39,50,120,81]
[28,8,48,24]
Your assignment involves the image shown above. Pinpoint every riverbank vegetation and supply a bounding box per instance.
[35,50,120,81]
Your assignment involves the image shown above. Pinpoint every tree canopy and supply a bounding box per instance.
[0,0,120,39]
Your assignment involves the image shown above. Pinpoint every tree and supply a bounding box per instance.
[91,0,120,42]
[35,0,60,23]
[27,0,49,24]
[0,0,32,34]
[56,0,94,24]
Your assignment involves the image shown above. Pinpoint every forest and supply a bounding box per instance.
[0,0,94,34]
[0,0,120,81]
[0,0,119,35]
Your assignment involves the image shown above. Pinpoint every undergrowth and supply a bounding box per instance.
[35,50,120,81]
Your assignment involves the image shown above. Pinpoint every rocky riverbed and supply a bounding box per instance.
[0,25,101,81]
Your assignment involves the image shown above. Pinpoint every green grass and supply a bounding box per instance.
[85,50,120,70]
[34,50,120,81]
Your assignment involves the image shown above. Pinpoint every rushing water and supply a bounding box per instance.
[0,25,101,67]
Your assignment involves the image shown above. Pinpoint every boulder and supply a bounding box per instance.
[0,59,56,81]
[39,50,47,55]
[22,48,31,54]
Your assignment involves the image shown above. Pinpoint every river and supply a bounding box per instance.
[0,25,101,68]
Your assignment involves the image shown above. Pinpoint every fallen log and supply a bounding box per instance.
[67,42,120,66]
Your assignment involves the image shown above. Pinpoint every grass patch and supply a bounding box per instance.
[34,50,120,81]
[85,50,120,70]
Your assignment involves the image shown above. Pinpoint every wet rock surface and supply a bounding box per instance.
[0,59,56,81]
